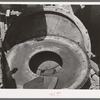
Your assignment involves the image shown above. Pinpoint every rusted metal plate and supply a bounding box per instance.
[7,36,89,89]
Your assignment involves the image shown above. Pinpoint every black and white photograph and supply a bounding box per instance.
[0,3,99,90]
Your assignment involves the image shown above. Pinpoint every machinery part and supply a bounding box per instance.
[3,5,91,58]
[90,60,99,76]
[7,36,90,89]
[23,76,58,89]
[0,5,92,89]
[89,69,99,89]
[1,49,17,88]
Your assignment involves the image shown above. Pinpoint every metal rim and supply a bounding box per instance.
[7,36,90,89]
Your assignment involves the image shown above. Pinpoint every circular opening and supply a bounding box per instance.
[29,51,63,74]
